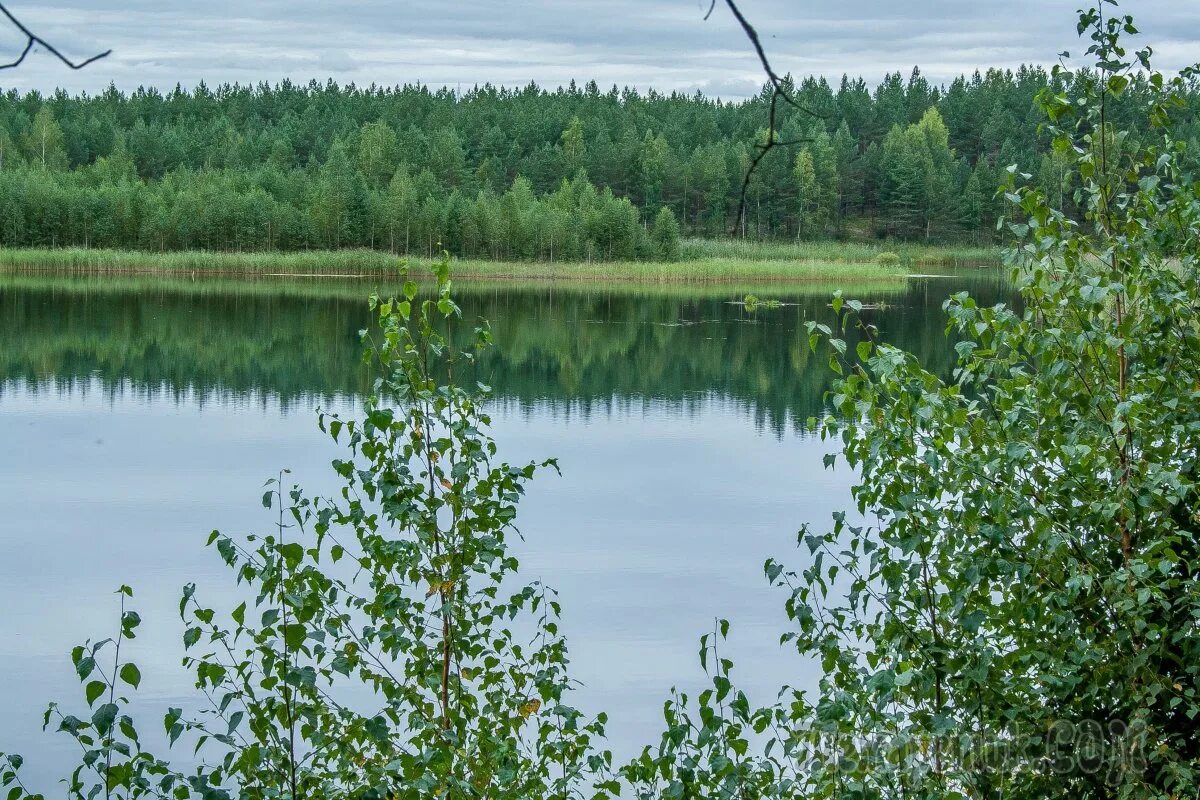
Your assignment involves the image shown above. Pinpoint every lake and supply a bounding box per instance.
[0,269,1007,788]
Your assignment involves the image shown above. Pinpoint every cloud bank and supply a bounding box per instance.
[0,0,1196,97]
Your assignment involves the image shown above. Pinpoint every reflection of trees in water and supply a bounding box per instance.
[0,277,1009,435]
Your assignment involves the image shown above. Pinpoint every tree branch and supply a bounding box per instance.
[0,2,110,71]
[706,0,825,235]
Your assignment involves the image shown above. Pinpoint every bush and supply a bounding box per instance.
[875,250,901,267]
[0,259,617,800]
[626,5,1200,799]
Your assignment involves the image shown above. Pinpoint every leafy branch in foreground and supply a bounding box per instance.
[6,4,1198,800]
[631,3,1200,798]
[0,588,178,800]
[3,257,614,800]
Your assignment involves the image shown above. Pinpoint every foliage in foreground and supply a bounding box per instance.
[2,260,613,800]
[4,4,1200,800]
[624,5,1200,799]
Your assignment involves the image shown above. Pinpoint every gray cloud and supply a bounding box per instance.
[0,0,1196,97]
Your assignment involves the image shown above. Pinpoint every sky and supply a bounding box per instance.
[0,0,1198,98]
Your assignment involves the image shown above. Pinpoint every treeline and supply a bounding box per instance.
[0,69,1195,255]
[0,160,682,261]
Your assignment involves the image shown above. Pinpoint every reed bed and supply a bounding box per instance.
[679,238,1000,266]
[0,240,999,285]
[0,268,915,302]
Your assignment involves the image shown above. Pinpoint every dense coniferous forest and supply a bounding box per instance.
[0,68,1196,259]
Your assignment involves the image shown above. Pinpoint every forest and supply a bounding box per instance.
[0,67,1196,259]
[3,1,1200,797]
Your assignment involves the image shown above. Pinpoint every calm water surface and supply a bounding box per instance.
[0,270,1007,787]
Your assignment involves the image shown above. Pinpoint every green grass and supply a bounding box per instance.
[408,256,906,284]
[0,247,398,274]
[0,240,1000,286]
[679,238,1000,267]
[0,268,913,302]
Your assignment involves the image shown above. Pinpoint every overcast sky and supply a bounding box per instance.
[0,1,1198,98]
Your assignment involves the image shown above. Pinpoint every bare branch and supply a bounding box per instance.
[707,0,825,235]
[0,2,110,71]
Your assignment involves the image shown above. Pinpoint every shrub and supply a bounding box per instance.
[0,258,617,800]
[626,5,1200,799]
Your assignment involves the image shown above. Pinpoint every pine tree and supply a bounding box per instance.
[913,107,956,241]
[356,120,398,189]
[0,127,19,171]
[311,139,359,247]
[959,165,984,239]
[559,115,586,176]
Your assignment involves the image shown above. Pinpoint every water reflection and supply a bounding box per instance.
[0,271,1008,434]
[0,270,1008,788]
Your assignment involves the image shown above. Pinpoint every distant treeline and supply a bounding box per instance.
[0,69,1195,257]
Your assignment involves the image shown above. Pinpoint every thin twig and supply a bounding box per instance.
[0,2,110,70]
[274,474,299,800]
[705,0,826,235]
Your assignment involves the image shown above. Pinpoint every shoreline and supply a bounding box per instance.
[0,269,923,301]
[0,242,1000,287]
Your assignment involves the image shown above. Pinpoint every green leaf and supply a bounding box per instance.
[279,542,303,566]
[182,627,201,648]
[119,663,141,690]
[91,703,118,736]
[85,680,107,707]
[75,657,96,681]
[283,624,306,651]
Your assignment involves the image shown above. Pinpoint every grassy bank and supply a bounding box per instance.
[0,239,1000,285]
[411,256,906,284]
[680,238,1000,267]
[0,269,917,302]
[0,247,397,275]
